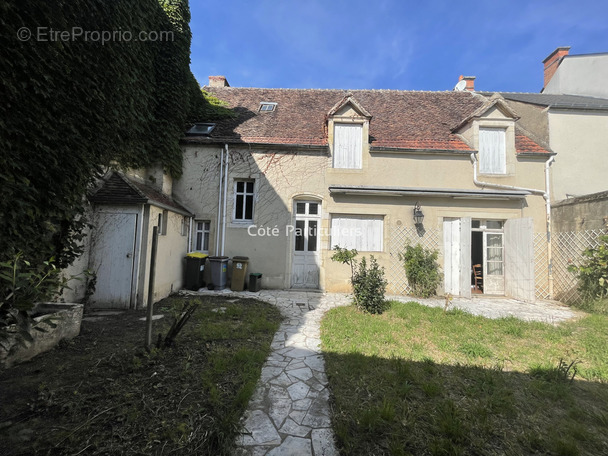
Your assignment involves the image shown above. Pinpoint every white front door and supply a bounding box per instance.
[90,211,138,308]
[291,201,320,289]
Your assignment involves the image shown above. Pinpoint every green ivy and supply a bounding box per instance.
[0,1,221,268]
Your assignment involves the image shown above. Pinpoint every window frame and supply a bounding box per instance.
[478,127,507,175]
[333,122,363,169]
[233,179,255,223]
[192,220,211,253]
[158,209,168,236]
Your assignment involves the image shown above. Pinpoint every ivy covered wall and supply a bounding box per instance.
[0,0,213,267]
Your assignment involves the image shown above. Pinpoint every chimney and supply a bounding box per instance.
[208,75,230,88]
[459,75,476,92]
[542,46,570,89]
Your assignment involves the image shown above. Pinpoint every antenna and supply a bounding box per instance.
[454,80,467,91]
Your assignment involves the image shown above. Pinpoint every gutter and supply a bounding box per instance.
[216,146,224,254]
[221,144,229,256]
[470,152,555,298]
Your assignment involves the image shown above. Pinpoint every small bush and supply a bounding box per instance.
[399,243,441,298]
[568,235,608,302]
[352,256,387,314]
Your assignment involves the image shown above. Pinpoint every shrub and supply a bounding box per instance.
[568,235,608,303]
[399,243,441,298]
[352,256,388,314]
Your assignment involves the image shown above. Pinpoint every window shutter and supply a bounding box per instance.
[334,124,362,169]
[479,128,506,174]
[331,215,383,251]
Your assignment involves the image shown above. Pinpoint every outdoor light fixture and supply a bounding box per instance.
[413,202,424,225]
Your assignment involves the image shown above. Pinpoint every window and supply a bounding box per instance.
[259,102,277,112]
[234,180,255,222]
[479,128,506,174]
[333,123,362,169]
[186,123,215,136]
[193,221,210,252]
[158,209,168,235]
[331,215,383,251]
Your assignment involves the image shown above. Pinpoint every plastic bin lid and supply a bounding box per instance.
[186,252,208,258]
[209,256,230,260]
[250,272,262,277]
[233,256,249,260]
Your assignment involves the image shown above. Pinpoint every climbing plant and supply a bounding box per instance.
[0,0,227,269]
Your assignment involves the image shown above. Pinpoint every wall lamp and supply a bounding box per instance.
[413,202,424,225]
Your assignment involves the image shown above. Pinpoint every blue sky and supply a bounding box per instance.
[189,0,608,92]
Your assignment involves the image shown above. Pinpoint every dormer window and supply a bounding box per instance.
[333,123,363,169]
[259,102,277,112]
[186,123,216,136]
[479,127,506,174]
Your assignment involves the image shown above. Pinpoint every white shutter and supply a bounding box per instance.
[331,215,383,251]
[504,218,535,302]
[479,128,506,174]
[334,124,362,169]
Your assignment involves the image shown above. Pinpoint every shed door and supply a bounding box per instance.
[443,217,471,298]
[90,212,138,308]
[504,217,535,302]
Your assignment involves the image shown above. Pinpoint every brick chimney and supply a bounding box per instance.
[542,46,570,89]
[459,75,476,92]
[208,75,230,87]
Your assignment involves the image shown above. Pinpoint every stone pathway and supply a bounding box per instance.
[184,288,579,455]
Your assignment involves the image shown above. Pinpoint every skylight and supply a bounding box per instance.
[186,123,216,136]
[259,102,277,112]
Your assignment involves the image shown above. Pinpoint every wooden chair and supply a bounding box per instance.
[473,264,483,292]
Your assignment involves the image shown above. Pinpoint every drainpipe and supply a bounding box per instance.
[216,146,224,254]
[545,156,556,298]
[221,144,229,256]
[470,153,555,298]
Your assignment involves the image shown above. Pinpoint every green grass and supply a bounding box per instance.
[0,296,282,456]
[321,300,608,455]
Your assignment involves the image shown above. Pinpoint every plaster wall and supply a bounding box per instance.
[544,55,608,99]
[549,110,608,200]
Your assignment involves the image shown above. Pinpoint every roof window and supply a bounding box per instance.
[186,123,216,136]
[259,102,277,112]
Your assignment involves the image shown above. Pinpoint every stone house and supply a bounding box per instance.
[174,76,556,302]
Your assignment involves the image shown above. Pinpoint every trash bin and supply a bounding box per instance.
[185,253,208,290]
[231,256,249,291]
[208,256,229,290]
[249,273,262,292]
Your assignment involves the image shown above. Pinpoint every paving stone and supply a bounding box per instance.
[311,428,338,456]
[278,417,312,438]
[282,347,313,359]
[289,409,307,425]
[260,366,284,382]
[269,372,295,387]
[288,367,313,381]
[267,436,312,456]
[287,382,310,401]
[240,410,281,446]
[292,398,312,412]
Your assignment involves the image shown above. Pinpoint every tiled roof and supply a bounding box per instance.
[190,87,552,154]
[515,134,551,154]
[496,92,608,111]
[197,87,485,151]
[89,172,192,215]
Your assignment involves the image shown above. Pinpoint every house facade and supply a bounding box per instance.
[174,77,554,301]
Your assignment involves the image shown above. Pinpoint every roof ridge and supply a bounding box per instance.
[205,86,475,94]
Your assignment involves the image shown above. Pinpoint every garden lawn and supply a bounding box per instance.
[0,295,282,456]
[321,300,608,456]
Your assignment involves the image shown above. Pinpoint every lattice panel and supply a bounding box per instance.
[534,232,550,300]
[387,226,440,295]
[552,229,607,304]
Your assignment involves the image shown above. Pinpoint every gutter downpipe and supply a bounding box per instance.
[221,144,229,256]
[216,146,224,255]
[470,153,555,298]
